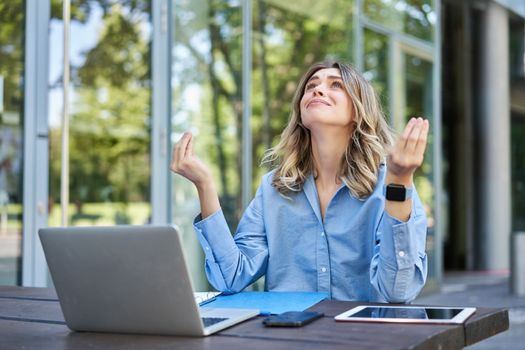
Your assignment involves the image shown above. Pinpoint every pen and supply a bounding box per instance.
[198,296,218,306]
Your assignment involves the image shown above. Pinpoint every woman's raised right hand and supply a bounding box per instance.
[170,132,214,189]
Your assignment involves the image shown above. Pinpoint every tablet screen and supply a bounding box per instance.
[334,305,476,324]
[351,307,463,320]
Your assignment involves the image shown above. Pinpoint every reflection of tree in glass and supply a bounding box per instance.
[172,0,243,228]
[0,1,24,119]
[173,0,357,226]
[48,0,151,217]
[0,0,24,216]
[363,29,389,115]
[404,55,433,224]
[363,0,435,41]
[251,0,354,192]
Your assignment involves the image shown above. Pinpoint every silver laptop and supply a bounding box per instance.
[39,225,259,336]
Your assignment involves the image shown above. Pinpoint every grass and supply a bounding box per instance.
[48,202,151,226]
[0,202,151,229]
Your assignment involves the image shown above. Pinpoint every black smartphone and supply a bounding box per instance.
[262,311,324,327]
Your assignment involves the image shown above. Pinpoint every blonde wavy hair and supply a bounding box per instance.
[262,61,394,199]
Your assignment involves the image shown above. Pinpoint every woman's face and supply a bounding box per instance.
[299,68,354,131]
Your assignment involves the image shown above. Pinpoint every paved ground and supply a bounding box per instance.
[414,271,525,349]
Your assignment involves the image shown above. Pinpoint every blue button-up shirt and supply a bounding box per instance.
[193,164,428,302]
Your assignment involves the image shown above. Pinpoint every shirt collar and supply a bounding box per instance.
[303,174,348,224]
[304,174,322,225]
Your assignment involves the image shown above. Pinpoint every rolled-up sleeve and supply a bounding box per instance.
[370,190,428,303]
[193,185,268,294]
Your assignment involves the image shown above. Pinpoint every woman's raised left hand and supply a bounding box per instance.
[386,117,430,183]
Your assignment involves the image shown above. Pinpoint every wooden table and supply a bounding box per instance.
[0,286,509,350]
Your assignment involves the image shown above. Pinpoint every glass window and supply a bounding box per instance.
[512,115,525,231]
[363,28,390,115]
[0,0,24,285]
[363,0,436,41]
[48,1,152,227]
[403,53,433,218]
[171,0,243,291]
[252,0,355,187]
[401,51,436,287]
[510,19,524,81]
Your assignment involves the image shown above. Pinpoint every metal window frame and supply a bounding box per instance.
[432,0,443,286]
[354,0,364,71]
[242,0,253,206]
[22,0,50,287]
[151,0,172,224]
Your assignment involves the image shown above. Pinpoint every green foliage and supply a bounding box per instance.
[171,0,244,227]
[363,29,389,114]
[49,1,151,208]
[77,6,150,88]
[45,0,436,229]
[50,0,150,23]
[0,1,24,117]
[47,202,150,226]
[0,1,24,211]
[512,119,525,230]
[250,0,354,189]
[171,0,357,226]
[363,0,435,41]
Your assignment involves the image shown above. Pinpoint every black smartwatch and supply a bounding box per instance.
[384,184,413,202]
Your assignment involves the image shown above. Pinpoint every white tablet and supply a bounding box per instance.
[334,305,476,324]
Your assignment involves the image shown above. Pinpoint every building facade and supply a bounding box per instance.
[0,0,523,294]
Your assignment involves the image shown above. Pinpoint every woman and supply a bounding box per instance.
[171,61,429,302]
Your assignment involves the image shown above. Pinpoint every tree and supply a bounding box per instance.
[0,1,24,205]
[49,1,151,219]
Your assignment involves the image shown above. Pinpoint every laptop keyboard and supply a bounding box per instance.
[202,317,229,328]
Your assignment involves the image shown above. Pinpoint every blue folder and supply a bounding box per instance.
[201,291,328,315]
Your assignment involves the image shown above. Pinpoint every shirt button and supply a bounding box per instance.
[398,251,405,257]
[321,231,325,237]
[321,267,327,273]
[205,247,210,250]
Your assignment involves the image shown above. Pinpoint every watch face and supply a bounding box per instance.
[386,184,406,201]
